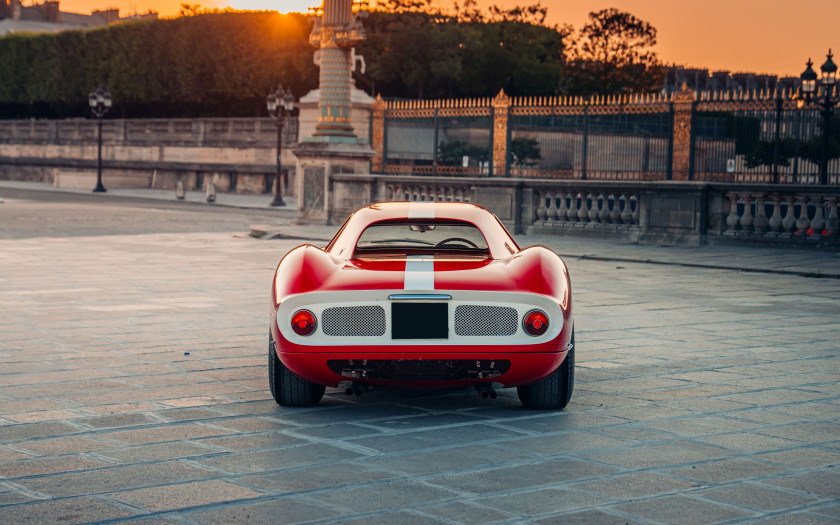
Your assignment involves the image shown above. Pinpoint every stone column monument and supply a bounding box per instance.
[293,0,374,224]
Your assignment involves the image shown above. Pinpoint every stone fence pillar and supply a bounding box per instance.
[492,90,510,176]
[671,83,694,181]
[370,95,386,173]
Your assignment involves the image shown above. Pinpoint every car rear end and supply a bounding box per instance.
[271,288,572,388]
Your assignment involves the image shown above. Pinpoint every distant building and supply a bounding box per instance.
[0,0,157,36]
[662,65,800,95]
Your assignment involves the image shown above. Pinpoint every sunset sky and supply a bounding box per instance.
[50,0,838,78]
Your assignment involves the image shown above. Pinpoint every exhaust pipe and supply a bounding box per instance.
[475,383,497,400]
[345,382,365,396]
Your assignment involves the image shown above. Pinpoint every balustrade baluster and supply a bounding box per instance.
[620,194,632,224]
[567,193,579,221]
[768,195,783,232]
[781,196,797,234]
[752,194,768,233]
[588,193,600,222]
[631,195,639,224]
[609,194,621,223]
[556,192,568,221]
[536,191,548,221]
[598,193,610,223]
[795,195,811,234]
[810,196,826,235]
[578,193,591,222]
[546,192,559,222]
[725,193,740,232]
[826,197,839,237]
[739,194,754,232]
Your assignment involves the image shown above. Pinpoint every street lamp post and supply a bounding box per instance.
[88,85,112,193]
[799,49,839,185]
[266,85,295,207]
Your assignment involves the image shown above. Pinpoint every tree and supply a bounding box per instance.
[356,8,568,99]
[0,12,318,119]
[563,8,663,96]
[438,140,488,165]
[510,137,541,166]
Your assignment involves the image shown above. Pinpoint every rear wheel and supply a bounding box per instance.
[517,330,574,410]
[269,334,325,407]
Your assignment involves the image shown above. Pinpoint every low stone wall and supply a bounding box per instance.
[328,174,840,248]
[0,118,298,195]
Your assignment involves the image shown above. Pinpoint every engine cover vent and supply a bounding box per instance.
[321,305,386,337]
[454,305,517,336]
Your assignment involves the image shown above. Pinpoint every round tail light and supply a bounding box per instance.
[291,310,317,336]
[523,310,549,336]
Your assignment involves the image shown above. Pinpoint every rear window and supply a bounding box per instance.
[355,220,488,252]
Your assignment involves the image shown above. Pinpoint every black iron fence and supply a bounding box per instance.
[370,87,839,184]
[381,100,493,177]
[692,95,837,184]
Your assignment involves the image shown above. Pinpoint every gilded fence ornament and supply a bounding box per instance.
[492,89,511,176]
[370,94,386,172]
[672,83,694,181]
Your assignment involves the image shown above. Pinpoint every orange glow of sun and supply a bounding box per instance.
[224,0,320,13]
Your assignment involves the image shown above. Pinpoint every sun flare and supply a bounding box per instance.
[223,0,320,13]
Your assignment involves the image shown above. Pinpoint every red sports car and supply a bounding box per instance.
[269,201,574,409]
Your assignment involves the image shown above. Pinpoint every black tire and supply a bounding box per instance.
[517,330,574,409]
[269,335,325,407]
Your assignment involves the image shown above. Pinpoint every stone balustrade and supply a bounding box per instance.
[722,188,840,240]
[383,180,474,203]
[327,173,839,248]
[0,118,298,147]
[532,188,640,227]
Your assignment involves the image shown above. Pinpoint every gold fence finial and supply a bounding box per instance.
[492,89,511,109]
[373,93,387,111]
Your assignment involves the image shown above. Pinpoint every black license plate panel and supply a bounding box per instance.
[392,303,448,339]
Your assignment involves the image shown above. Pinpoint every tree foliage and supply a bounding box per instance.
[563,8,663,96]
[356,2,568,99]
[510,137,541,166]
[745,115,840,169]
[0,12,317,118]
[438,140,488,165]
[0,3,667,118]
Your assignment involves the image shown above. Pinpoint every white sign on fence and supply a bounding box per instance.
[727,159,735,173]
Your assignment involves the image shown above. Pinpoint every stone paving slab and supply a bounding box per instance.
[0,225,838,523]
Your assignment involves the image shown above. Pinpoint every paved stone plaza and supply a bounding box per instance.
[0,188,839,524]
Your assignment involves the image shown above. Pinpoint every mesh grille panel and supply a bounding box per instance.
[454,305,517,336]
[322,306,386,337]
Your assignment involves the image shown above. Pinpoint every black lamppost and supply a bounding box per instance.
[266,85,295,207]
[88,85,112,193]
[799,49,839,185]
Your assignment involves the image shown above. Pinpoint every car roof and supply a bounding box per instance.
[326,202,520,259]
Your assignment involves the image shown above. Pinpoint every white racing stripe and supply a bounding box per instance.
[404,255,434,290]
[407,202,435,219]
